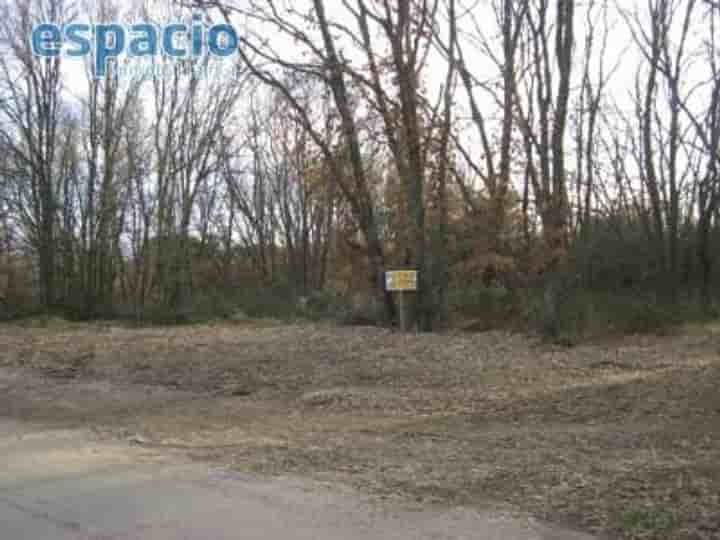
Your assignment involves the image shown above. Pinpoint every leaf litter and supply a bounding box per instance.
[1,319,719,539]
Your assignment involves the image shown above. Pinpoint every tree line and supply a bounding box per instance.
[1,0,719,338]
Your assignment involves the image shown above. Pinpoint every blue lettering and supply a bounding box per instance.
[191,14,204,57]
[208,24,238,57]
[163,24,187,58]
[30,19,240,71]
[65,24,91,57]
[95,24,125,79]
[129,24,158,57]
[32,23,61,57]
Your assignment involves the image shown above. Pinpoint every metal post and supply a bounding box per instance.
[398,291,406,332]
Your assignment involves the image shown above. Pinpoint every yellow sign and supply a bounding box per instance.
[385,270,418,292]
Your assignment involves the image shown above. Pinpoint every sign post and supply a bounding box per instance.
[385,270,418,332]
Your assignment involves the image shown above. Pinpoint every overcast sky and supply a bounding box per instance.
[52,0,714,196]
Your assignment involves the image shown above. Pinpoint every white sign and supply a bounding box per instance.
[385,270,418,292]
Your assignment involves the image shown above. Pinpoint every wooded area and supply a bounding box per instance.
[1,0,719,339]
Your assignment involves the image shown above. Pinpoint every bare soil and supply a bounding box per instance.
[1,318,719,540]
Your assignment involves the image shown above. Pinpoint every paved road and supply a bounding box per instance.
[0,419,596,540]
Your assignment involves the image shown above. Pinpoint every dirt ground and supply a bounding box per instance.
[1,318,719,540]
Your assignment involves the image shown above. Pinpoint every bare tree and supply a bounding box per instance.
[146,9,248,314]
[0,0,71,309]
[511,0,576,336]
[623,0,700,299]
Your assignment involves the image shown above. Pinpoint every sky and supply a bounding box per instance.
[44,0,719,202]
[53,1,640,107]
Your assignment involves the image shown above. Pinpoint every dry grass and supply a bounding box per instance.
[1,318,719,539]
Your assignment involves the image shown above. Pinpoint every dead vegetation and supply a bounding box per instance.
[1,319,719,540]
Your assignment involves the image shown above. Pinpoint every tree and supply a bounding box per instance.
[512,0,576,336]
[0,0,70,309]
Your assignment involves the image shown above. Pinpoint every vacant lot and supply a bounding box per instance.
[1,319,719,540]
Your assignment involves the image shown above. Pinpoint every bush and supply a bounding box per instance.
[296,289,346,321]
[449,285,521,331]
[99,283,352,326]
[450,278,710,341]
[550,290,710,340]
[232,284,299,320]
